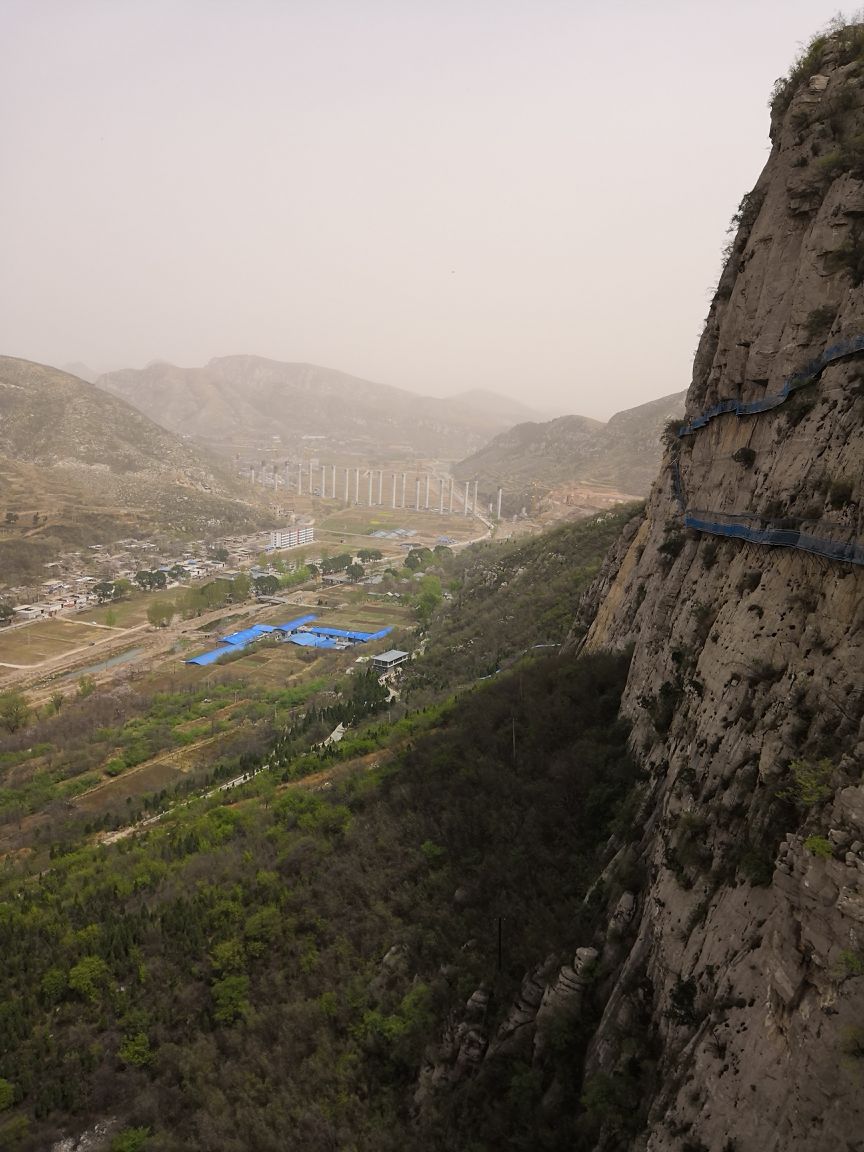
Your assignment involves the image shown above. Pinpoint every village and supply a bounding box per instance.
[1,523,319,625]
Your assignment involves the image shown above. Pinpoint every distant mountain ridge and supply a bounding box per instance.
[453,390,687,505]
[96,356,545,460]
[0,357,265,583]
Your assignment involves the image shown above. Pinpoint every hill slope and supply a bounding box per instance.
[453,390,686,509]
[407,503,643,696]
[0,357,265,582]
[97,357,544,460]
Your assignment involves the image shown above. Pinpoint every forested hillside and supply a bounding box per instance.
[0,651,636,1152]
[0,502,654,1151]
[406,503,643,699]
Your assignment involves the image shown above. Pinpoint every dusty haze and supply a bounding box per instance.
[0,0,850,419]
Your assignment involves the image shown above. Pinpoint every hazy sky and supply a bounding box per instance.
[0,1,851,418]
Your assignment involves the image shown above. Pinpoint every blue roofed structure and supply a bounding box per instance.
[274,615,317,633]
[220,624,276,646]
[187,622,278,667]
[286,632,339,649]
[185,645,236,667]
[186,618,392,664]
[307,625,393,643]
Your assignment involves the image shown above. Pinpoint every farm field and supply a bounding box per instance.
[0,585,416,861]
[0,617,122,667]
[318,506,478,543]
[82,584,184,627]
[0,585,211,671]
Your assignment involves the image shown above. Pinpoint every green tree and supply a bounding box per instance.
[0,1079,14,1111]
[0,602,14,624]
[105,608,118,627]
[0,691,29,733]
[231,572,251,601]
[347,563,365,582]
[68,955,109,1002]
[147,601,175,628]
[253,574,279,596]
[135,570,154,591]
[112,577,133,599]
[77,674,96,698]
[212,974,250,1023]
[118,1032,153,1067]
[280,565,310,588]
[781,758,834,806]
[93,581,115,603]
[111,1127,150,1152]
[415,574,442,623]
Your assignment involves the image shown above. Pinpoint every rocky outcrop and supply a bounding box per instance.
[562,26,864,1151]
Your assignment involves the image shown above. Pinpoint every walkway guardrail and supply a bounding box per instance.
[669,337,863,565]
[683,511,864,565]
[678,333,864,437]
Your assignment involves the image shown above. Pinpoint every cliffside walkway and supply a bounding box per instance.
[677,333,864,437]
[682,510,864,565]
[672,338,863,566]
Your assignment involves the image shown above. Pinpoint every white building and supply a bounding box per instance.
[372,649,410,671]
[270,526,315,550]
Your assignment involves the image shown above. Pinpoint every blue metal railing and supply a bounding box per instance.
[683,511,864,565]
[678,333,864,437]
[669,337,863,565]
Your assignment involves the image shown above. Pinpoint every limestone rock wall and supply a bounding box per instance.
[572,30,864,1151]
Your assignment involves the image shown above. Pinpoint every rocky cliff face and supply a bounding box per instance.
[566,28,864,1150]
